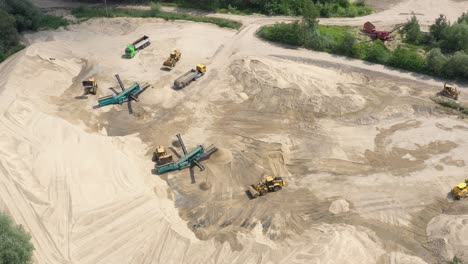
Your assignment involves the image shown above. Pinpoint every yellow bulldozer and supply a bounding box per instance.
[152,146,173,165]
[82,77,98,95]
[248,176,286,198]
[163,50,181,69]
[438,83,460,100]
[452,179,468,200]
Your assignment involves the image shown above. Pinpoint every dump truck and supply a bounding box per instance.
[452,179,468,200]
[438,83,460,100]
[173,64,206,89]
[125,35,151,58]
[153,146,173,165]
[162,50,181,69]
[248,176,286,198]
[82,77,98,95]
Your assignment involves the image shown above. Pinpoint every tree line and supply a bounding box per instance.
[258,6,468,80]
[77,0,372,17]
[0,0,67,62]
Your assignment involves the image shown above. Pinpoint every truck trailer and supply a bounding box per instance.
[173,64,206,89]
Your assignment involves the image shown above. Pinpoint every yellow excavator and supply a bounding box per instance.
[248,176,286,198]
[152,146,173,165]
[163,50,181,69]
[452,179,468,200]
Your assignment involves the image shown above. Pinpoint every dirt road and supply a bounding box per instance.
[2,0,468,263]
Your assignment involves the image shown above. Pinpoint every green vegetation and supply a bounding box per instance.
[0,211,34,264]
[80,0,371,17]
[448,256,465,264]
[72,4,242,29]
[155,0,372,17]
[258,11,468,81]
[0,0,69,63]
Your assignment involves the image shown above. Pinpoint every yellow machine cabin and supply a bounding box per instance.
[82,77,98,95]
[452,180,468,200]
[163,50,181,69]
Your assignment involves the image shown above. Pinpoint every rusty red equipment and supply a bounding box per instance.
[363,21,404,41]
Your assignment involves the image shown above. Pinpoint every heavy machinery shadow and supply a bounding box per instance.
[160,67,172,72]
[75,95,88,99]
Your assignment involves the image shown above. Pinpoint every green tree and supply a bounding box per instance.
[440,23,468,53]
[403,15,423,44]
[430,14,449,42]
[0,211,34,264]
[0,0,42,32]
[302,0,320,30]
[365,40,391,64]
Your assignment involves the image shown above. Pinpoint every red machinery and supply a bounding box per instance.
[363,21,404,41]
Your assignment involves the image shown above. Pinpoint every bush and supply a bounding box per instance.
[426,48,449,75]
[448,256,464,264]
[443,51,468,78]
[38,15,68,29]
[0,211,34,264]
[388,45,426,72]
[333,31,357,56]
[258,22,304,46]
[365,40,391,64]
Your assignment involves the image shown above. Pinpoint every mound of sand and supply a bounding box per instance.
[226,57,368,116]
[427,214,468,261]
[329,199,350,214]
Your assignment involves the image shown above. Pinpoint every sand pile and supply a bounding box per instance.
[427,214,468,261]
[227,57,368,116]
[3,1,468,262]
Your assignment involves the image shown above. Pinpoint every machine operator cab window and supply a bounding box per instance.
[170,52,176,58]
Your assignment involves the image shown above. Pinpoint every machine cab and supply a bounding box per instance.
[125,45,136,58]
[196,64,206,73]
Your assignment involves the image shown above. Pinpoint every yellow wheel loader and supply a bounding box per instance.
[452,179,468,200]
[153,146,173,165]
[248,176,286,198]
[163,50,181,69]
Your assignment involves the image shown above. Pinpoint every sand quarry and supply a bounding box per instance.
[1,0,468,263]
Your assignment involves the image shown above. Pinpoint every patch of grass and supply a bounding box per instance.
[431,96,468,116]
[448,256,465,264]
[319,25,354,42]
[72,6,242,29]
[38,15,69,29]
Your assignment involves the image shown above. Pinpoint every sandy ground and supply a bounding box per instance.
[2,0,468,263]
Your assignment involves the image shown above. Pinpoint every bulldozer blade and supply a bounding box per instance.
[248,186,260,198]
